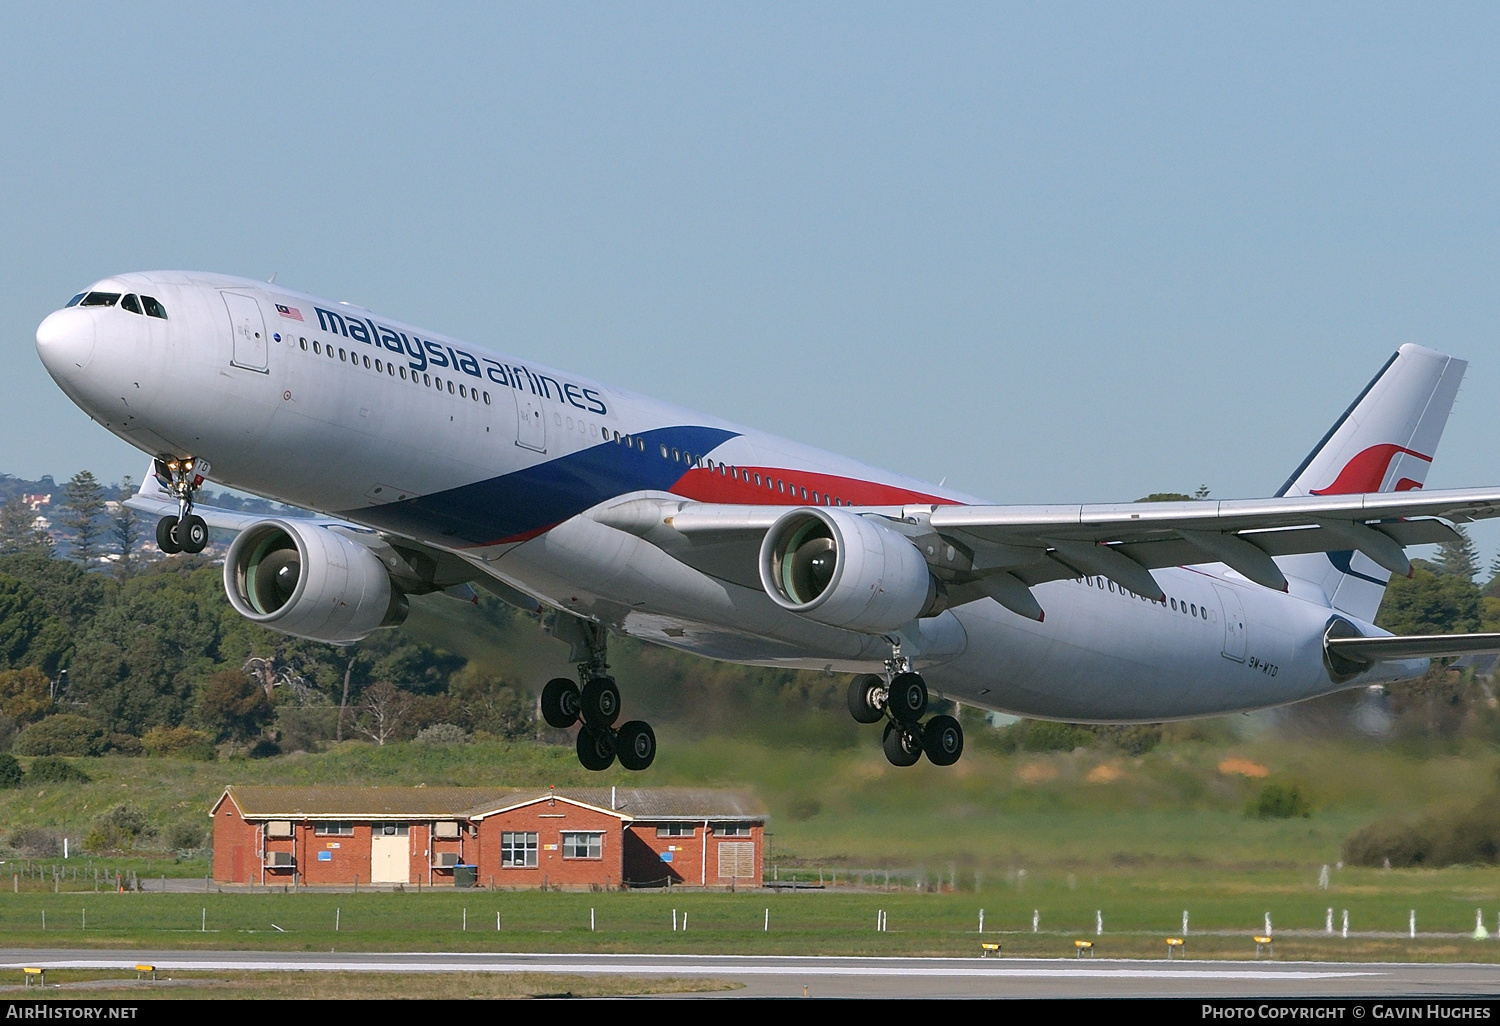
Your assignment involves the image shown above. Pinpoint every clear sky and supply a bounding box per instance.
[3,4,1498,560]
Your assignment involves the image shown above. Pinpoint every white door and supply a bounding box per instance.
[516,394,546,452]
[222,292,268,372]
[370,826,408,884]
[1213,584,1247,663]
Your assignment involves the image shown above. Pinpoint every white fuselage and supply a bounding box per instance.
[35,272,1421,721]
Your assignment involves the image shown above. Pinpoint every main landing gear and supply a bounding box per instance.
[152,454,211,555]
[540,623,656,772]
[847,658,964,768]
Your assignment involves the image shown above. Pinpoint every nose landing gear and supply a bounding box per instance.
[849,652,964,768]
[539,620,656,772]
[151,455,211,555]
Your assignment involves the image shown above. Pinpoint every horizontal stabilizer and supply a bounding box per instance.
[1325,632,1500,663]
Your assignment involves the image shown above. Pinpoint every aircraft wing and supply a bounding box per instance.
[1325,632,1500,662]
[592,486,1500,619]
[123,467,356,533]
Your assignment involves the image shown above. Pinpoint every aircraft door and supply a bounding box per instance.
[516,394,546,452]
[222,292,269,372]
[1213,584,1247,663]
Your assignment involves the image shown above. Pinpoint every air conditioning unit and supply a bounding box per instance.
[435,852,461,868]
[434,821,461,839]
[266,851,294,867]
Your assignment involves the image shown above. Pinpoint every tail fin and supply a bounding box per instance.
[1276,343,1467,621]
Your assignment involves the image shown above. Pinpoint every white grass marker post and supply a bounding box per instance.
[1410,910,1416,938]
[1475,910,1490,940]
[1032,910,1039,933]
[201,908,206,933]
[463,908,467,932]
[1326,908,1333,934]
[40,910,44,931]
[1265,913,1272,937]
[1183,911,1189,936]
[979,909,984,934]
[336,908,340,932]
[496,912,501,931]
[672,909,678,932]
[1318,864,1329,889]
[1096,910,1103,936]
[1342,910,1349,939]
[764,908,769,932]
[683,912,688,931]
[591,908,595,932]
[81,909,85,931]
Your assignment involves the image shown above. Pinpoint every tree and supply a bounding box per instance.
[198,669,274,742]
[355,681,412,745]
[449,672,535,740]
[0,497,51,556]
[0,666,53,725]
[110,476,139,578]
[1437,525,1480,582]
[59,471,106,564]
[1376,565,1484,636]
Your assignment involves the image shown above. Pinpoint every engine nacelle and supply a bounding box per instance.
[223,519,408,645]
[758,507,937,633]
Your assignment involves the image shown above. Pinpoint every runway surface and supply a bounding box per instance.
[3,949,1500,998]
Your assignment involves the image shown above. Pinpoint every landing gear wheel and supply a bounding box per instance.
[616,720,657,771]
[155,516,182,555]
[847,674,886,724]
[576,723,617,771]
[178,514,208,554]
[888,672,929,723]
[923,714,964,767]
[882,720,923,767]
[541,677,582,729]
[581,675,621,727]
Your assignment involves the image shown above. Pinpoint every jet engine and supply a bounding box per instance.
[223,519,408,645]
[758,507,940,633]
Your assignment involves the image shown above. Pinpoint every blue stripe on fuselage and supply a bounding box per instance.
[342,425,740,546]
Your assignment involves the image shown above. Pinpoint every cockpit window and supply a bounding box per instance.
[78,292,121,307]
[120,294,142,314]
[141,296,167,319]
[65,293,85,307]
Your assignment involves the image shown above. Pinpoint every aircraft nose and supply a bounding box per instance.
[35,308,96,377]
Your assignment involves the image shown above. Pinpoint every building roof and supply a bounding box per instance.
[214,785,766,822]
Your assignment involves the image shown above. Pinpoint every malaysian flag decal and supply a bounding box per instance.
[275,304,304,321]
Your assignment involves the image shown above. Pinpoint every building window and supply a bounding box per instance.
[502,831,539,868]
[561,832,603,860]
[314,822,354,836]
[656,823,696,838]
[713,823,751,837]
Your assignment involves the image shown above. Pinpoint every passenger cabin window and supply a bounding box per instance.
[141,295,167,319]
[120,294,142,314]
[78,292,120,307]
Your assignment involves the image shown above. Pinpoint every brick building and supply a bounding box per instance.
[211,785,765,889]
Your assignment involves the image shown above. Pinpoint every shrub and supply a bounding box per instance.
[165,819,204,850]
[247,738,281,759]
[7,827,61,857]
[1246,782,1313,819]
[107,733,144,756]
[1345,799,1500,867]
[25,756,90,783]
[0,752,21,788]
[12,714,106,756]
[141,725,216,761]
[413,723,473,747]
[84,803,155,853]
[274,706,338,753]
[1020,720,1097,752]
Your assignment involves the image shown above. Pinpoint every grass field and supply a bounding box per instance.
[1,870,1499,962]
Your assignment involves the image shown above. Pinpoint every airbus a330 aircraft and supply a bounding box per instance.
[34,272,1500,771]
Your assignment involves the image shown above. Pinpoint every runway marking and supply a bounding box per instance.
[0,958,1378,980]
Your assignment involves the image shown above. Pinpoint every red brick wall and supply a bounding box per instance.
[472,801,624,890]
[623,823,763,888]
[211,802,257,884]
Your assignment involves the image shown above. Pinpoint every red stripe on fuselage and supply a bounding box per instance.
[669,466,953,507]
